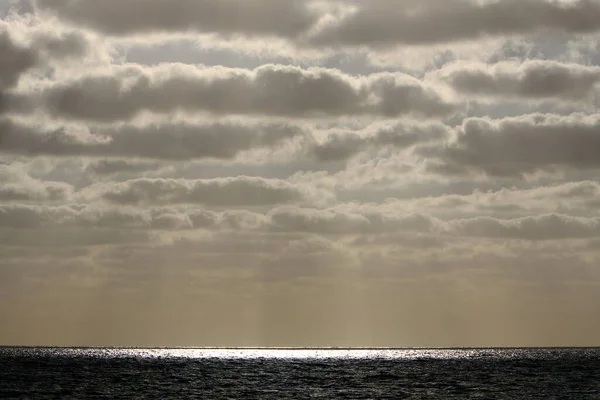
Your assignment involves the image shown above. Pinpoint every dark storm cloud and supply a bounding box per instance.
[22,64,456,122]
[421,113,600,176]
[433,60,600,101]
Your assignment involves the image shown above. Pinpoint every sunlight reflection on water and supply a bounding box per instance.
[14,347,576,360]
[2,347,599,398]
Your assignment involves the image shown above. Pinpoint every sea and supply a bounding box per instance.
[1,347,599,399]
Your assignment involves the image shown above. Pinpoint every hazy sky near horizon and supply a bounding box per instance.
[1,0,600,347]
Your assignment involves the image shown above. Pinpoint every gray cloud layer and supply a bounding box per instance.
[83,176,323,207]
[18,64,455,121]
[270,206,600,240]
[311,0,600,48]
[0,117,304,160]
[0,30,37,91]
[310,121,449,162]
[0,23,93,89]
[1,21,96,121]
[1,117,450,162]
[0,203,263,232]
[423,113,600,176]
[433,60,600,101]
[34,0,600,48]
[4,0,600,348]
[0,165,72,202]
[35,0,318,38]
[4,201,600,241]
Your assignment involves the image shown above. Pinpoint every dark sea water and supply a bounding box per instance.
[1,347,599,399]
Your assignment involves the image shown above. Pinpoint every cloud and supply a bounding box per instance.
[27,28,92,61]
[34,0,319,38]
[4,0,600,348]
[1,116,452,165]
[0,117,110,156]
[0,182,70,202]
[0,117,304,160]
[0,30,37,91]
[4,200,600,242]
[432,60,600,101]
[0,205,159,246]
[309,120,449,162]
[421,113,600,176]
[98,120,304,160]
[0,203,217,231]
[33,0,600,51]
[0,1,33,17]
[0,204,274,247]
[1,19,106,119]
[452,213,600,240]
[83,176,328,207]
[0,164,73,202]
[309,0,600,48]
[268,206,371,235]
[17,64,457,122]
[389,180,600,218]
[0,19,100,81]
[267,206,441,235]
[267,205,600,240]
[0,204,76,228]
[84,159,168,176]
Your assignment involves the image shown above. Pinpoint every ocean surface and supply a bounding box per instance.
[1,347,599,399]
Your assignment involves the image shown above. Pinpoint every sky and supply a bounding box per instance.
[1,0,600,347]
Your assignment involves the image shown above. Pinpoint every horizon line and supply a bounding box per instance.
[2,346,599,350]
